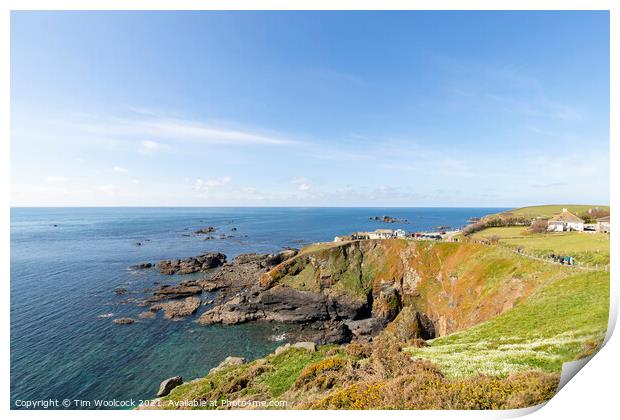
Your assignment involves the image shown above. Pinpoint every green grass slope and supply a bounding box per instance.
[471,227,610,266]
[498,204,609,219]
[405,270,609,377]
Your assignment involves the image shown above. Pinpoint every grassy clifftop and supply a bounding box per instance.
[471,226,610,266]
[494,204,609,219]
[486,204,609,219]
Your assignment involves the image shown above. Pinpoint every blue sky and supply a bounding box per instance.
[11,11,609,206]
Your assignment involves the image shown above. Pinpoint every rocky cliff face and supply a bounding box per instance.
[257,239,563,338]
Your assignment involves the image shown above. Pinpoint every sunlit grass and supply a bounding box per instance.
[404,271,609,377]
[472,227,610,266]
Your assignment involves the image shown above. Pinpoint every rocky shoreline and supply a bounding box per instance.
[118,243,413,344]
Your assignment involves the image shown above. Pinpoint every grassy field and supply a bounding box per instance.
[497,204,609,219]
[471,226,610,266]
[405,270,609,378]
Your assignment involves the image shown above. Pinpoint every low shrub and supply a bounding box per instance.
[463,215,531,236]
[309,369,559,409]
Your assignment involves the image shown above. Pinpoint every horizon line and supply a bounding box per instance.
[9,204,609,209]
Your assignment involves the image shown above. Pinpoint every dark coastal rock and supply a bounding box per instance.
[114,287,128,295]
[157,376,183,397]
[125,241,400,346]
[233,253,269,265]
[152,283,202,300]
[370,215,409,223]
[197,294,263,325]
[259,286,330,322]
[198,286,329,325]
[345,318,386,340]
[264,249,298,266]
[197,284,368,328]
[113,317,135,325]
[157,252,227,275]
[194,227,216,234]
[307,321,353,345]
[151,297,201,319]
[129,262,153,270]
[415,312,436,340]
[326,291,369,320]
[232,249,298,268]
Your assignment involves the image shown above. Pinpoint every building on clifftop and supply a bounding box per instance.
[547,208,585,232]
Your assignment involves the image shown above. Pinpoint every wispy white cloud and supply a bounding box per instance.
[194,176,232,192]
[291,176,311,192]
[112,166,128,173]
[485,94,583,122]
[204,176,231,188]
[140,140,161,152]
[58,113,297,148]
[132,118,294,146]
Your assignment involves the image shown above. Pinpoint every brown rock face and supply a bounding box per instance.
[384,307,436,341]
[371,284,401,322]
[151,284,202,301]
[157,252,226,275]
[151,297,201,319]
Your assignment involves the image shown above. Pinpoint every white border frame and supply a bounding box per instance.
[2,1,617,419]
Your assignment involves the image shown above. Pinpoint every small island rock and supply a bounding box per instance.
[113,318,135,325]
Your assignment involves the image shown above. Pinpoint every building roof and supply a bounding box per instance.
[375,229,394,234]
[549,209,584,223]
[597,216,610,223]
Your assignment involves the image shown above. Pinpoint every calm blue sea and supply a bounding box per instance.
[10,207,504,409]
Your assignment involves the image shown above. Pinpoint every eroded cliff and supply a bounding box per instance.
[258,239,567,337]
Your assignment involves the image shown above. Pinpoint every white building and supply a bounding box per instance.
[597,216,610,233]
[394,229,406,238]
[373,229,394,239]
[547,208,585,232]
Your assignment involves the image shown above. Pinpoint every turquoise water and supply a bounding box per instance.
[10,207,504,409]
